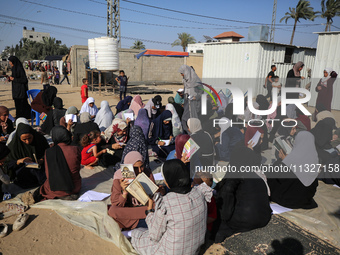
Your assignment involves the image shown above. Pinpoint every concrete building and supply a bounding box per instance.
[309,31,340,110]
[202,41,316,96]
[23,27,50,43]
[187,43,205,54]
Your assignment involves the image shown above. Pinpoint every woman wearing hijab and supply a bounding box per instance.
[188,118,215,166]
[41,97,67,134]
[187,118,214,167]
[59,106,79,133]
[108,151,155,229]
[31,86,58,114]
[131,159,212,255]
[94,101,114,132]
[8,56,31,119]
[80,97,98,119]
[114,125,149,171]
[71,112,100,147]
[148,110,175,158]
[315,68,337,112]
[144,95,162,119]
[268,131,319,209]
[215,141,272,242]
[215,118,244,162]
[6,123,49,188]
[129,95,145,117]
[168,96,183,120]
[0,106,14,144]
[165,103,183,137]
[285,61,305,99]
[178,65,204,133]
[6,117,29,146]
[116,96,133,114]
[134,109,150,140]
[38,126,81,200]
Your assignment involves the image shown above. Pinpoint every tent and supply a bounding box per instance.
[136,49,189,59]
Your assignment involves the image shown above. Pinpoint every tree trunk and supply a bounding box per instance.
[182,46,186,52]
[290,18,297,45]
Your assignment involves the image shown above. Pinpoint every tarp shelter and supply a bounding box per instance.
[136,49,189,59]
[45,55,64,61]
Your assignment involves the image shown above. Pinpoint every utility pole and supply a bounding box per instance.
[107,0,121,47]
[270,0,277,43]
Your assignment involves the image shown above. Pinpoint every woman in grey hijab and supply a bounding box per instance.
[178,65,204,133]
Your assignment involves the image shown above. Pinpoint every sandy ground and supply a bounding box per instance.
[0,208,121,255]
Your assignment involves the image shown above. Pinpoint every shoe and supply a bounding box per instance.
[0,223,8,238]
[13,213,29,231]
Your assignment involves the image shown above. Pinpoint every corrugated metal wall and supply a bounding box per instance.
[202,42,316,98]
[309,32,340,110]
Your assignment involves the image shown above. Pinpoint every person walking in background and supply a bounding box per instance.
[40,67,49,90]
[60,63,70,85]
[285,61,305,99]
[8,56,31,119]
[264,65,276,102]
[54,67,60,85]
[115,70,129,101]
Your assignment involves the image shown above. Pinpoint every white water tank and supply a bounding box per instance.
[88,38,96,69]
[94,37,119,71]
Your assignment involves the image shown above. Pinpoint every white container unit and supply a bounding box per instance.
[88,38,96,69]
[94,37,119,71]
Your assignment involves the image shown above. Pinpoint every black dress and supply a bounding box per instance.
[285,69,301,99]
[72,122,100,147]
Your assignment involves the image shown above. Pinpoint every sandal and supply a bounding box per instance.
[13,213,29,231]
[0,223,8,238]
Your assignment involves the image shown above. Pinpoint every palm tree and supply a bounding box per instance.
[131,40,146,50]
[320,0,340,31]
[171,32,196,52]
[280,0,318,45]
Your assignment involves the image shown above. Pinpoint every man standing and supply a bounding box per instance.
[60,64,70,85]
[264,65,276,102]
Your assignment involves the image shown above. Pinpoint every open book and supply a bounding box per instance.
[120,164,135,183]
[248,130,262,147]
[126,172,158,205]
[182,138,200,159]
[65,114,77,123]
[273,137,293,155]
[25,162,40,169]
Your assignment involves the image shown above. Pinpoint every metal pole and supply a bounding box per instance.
[270,0,277,43]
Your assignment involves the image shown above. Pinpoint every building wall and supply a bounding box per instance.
[70,45,89,88]
[309,32,340,110]
[23,30,50,43]
[187,43,205,53]
[185,54,203,78]
[70,46,185,87]
[202,42,316,96]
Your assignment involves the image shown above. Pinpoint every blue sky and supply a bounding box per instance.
[0,0,339,52]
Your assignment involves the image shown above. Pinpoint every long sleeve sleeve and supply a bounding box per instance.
[110,179,128,207]
[145,200,167,242]
[219,179,240,222]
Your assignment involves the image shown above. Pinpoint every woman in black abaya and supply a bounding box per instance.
[9,56,31,119]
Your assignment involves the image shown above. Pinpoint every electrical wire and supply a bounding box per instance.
[0,14,172,45]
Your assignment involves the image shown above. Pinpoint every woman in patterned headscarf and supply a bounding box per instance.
[315,68,337,112]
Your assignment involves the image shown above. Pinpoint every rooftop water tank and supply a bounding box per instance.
[248,26,269,42]
[88,39,96,69]
[94,37,119,71]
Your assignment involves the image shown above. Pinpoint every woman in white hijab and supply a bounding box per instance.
[6,117,29,145]
[268,131,319,209]
[80,97,98,119]
[165,103,183,137]
[315,67,337,112]
[95,101,114,132]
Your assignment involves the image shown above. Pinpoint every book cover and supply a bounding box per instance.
[120,164,136,183]
[182,138,200,159]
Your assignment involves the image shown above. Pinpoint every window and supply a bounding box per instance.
[29,35,33,38]
[190,50,194,53]
[196,50,203,53]
[284,48,294,64]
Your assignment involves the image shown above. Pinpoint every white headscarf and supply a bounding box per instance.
[144,98,156,118]
[95,101,114,132]
[321,67,333,86]
[283,131,319,187]
[219,117,231,144]
[178,65,202,97]
[80,97,98,117]
[6,118,29,145]
[187,118,202,134]
[165,103,183,136]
